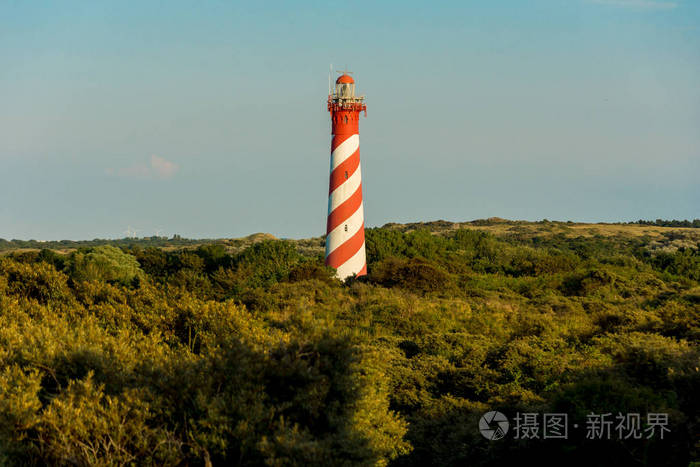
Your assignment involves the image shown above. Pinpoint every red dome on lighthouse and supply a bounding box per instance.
[336,74,354,84]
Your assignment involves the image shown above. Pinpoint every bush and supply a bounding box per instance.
[369,257,455,294]
[0,259,72,305]
[233,240,303,289]
[67,246,143,286]
[288,261,339,284]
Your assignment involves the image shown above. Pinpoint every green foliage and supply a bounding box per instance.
[634,218,700,228]
[36,376,181,465]
[0,236,215,253]
[288,261,339,284]
[234,239,302,287]
[0,224,698,465]
[132,247,169,278]
[650,248,700,281]
[369,257,455,294]
[67,245,143,286]
[0,258,73,305]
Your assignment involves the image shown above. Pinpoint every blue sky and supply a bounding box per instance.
[1,0,698,240]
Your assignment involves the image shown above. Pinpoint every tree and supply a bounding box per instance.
[67,245,143,286]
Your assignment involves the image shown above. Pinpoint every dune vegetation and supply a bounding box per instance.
[0,220,698,466]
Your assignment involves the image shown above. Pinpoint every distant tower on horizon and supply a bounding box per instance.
[325,71,367,280]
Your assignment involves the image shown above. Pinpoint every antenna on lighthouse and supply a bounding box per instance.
[328,63,332,96]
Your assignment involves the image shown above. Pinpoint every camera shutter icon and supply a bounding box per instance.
[479,411,509,440]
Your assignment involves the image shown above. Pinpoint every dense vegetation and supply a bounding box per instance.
[0,235,208,253]
[633,219,700,228]
[1,218,697,253]
[0,222,698,466]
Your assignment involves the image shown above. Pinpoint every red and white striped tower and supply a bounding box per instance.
[325,71,367,280]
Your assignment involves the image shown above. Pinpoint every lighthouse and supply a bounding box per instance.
[325,71,367,280]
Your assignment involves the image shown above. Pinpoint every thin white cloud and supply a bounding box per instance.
[107,155,179,180]
[150,155,179,179]
[590,0,678,9]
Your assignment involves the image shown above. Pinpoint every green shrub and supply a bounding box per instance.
[288,261,339,284]
[369,257,456,294]
[67,246,143,286]
[0,259,72,305]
